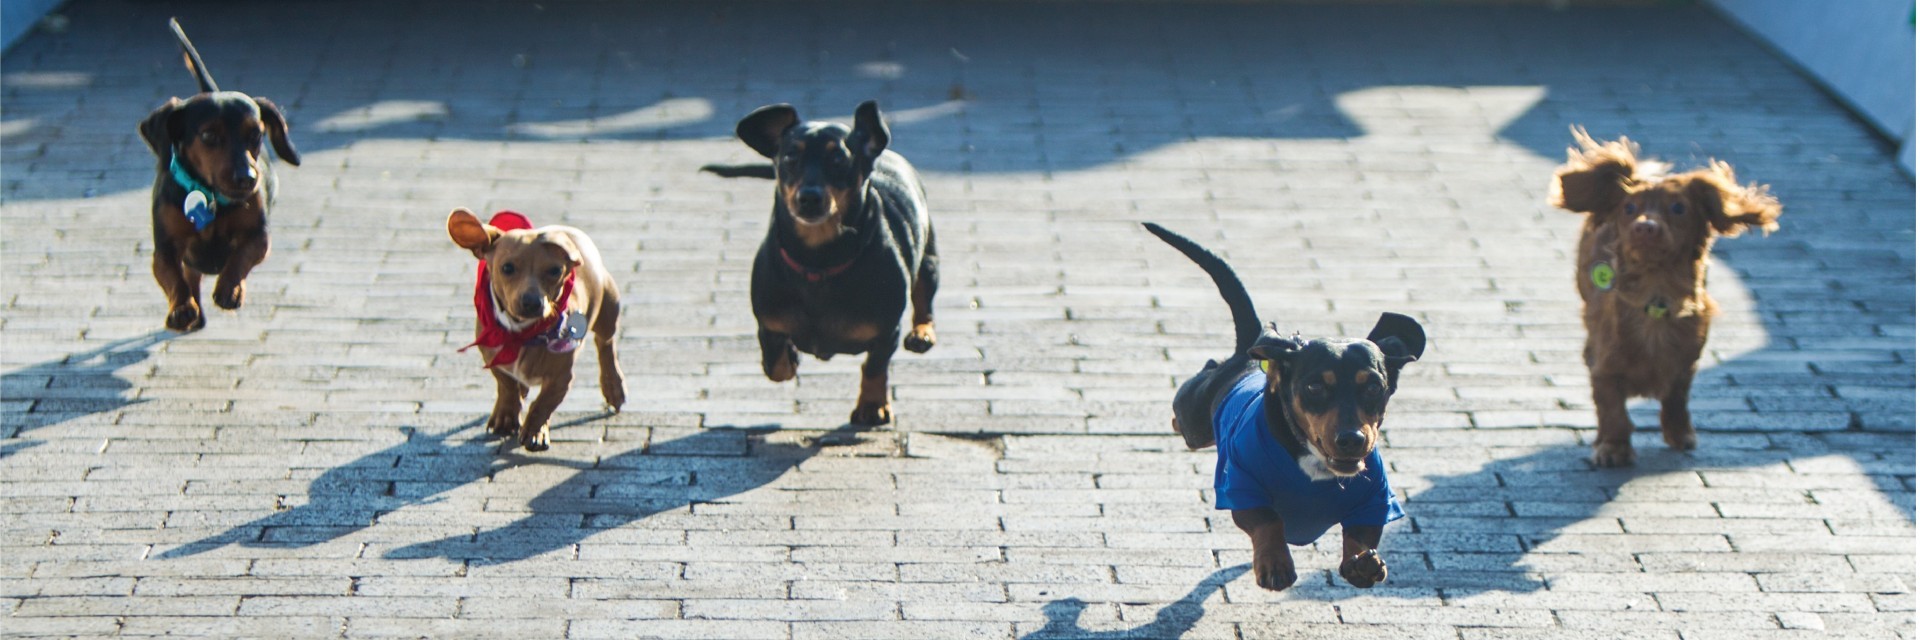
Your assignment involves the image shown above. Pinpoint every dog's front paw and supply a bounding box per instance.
[1339,549,1388,588]
[519,422,550,452]
[1661,422,1697,451]
[601,371,627,412]
[486,411,521,439]
[902,323,936,353]
[212,281,245,310]
[1251,538,1297,592]
[165,304,204,332]
[1591,441,1637,467]
[765,344,798,382]
[850,402,893,426]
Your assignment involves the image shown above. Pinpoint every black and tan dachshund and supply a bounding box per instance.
[1145,222,1425,592]
[139,18,300,332]
[706,101,938,426]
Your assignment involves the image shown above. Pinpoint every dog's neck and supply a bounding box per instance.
[1260,384,1335,480]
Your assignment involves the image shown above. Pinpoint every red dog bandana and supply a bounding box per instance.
[459,211,576,368]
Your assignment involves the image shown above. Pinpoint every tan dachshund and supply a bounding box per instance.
[447,208,626,451]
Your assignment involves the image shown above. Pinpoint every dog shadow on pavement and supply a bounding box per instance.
[1023,564,1248,640]
[381,424,860,565]
[1,331,169,459]
[156,416,498,559]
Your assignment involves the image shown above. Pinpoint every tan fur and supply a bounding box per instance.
[1551,130,1781,466]
[447,208,626,451]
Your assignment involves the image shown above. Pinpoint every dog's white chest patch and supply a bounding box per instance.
[1296,453,1336,481]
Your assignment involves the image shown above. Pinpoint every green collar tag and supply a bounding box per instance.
[1589,262,1616,291]
[1258,360,1271,373]
[1646,301,1669,318]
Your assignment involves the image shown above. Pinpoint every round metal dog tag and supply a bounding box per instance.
[183,190,213,231]
[563,312,587,341]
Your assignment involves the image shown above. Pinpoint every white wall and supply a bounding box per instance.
[1707,0,1917,174]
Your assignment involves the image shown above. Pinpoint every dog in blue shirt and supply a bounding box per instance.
[1145,223,1425,592]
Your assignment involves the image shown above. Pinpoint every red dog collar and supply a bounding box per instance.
[458,211,575,368]
[778,246,856,283]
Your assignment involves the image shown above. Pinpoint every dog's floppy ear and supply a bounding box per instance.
[1367,312,1425,392]
[1550,128,1640,216]
[537,231,583,269]
[1686,160,1781,238]
[1366,312,1425,368]
[139,98,183,161]
[736,104,799,159]
[253,97,301,166]
[848,100,890,162]
[447,208,499,260]
[1247,326,1305,370]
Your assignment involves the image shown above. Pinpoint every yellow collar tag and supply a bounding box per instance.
[1258,360,1271,373]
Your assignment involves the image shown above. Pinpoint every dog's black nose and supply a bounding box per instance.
[517,292,547,317]
[796,187,825,208]
[1334,430,1367,455]
[1631,219,1660,238]
[232,165,258,191]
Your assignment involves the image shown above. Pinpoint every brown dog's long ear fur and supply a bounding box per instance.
[1550,128,1641,216]
[736,104,800,159]
[254,97,301,166]
[139,98,183,162]
[447,208,499,260]
[1687,160,1781,238]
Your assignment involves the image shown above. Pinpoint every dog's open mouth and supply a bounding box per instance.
[1325,456,1366,476]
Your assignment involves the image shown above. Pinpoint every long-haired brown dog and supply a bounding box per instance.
[1550,130,1782,467]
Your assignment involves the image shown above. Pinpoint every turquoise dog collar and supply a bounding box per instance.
[168,155,232,231]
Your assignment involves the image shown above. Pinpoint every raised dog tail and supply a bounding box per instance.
[698,163,776,180]
[167,18,219,94]
[1142,222,1261,356]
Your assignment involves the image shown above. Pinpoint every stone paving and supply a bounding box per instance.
[1,1,1914,638]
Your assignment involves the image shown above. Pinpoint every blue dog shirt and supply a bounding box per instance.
[1212,372,1404,546]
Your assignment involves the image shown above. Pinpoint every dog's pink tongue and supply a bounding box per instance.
[489,211,533,231]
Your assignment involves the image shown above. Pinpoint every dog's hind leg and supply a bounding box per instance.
[1659,369,1697,451]
[592,294,627,411]
[153,248,204,332]
[850,339,897,426]
[903,229,939,354]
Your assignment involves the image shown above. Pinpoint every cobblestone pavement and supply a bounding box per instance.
[2,1,1914,638]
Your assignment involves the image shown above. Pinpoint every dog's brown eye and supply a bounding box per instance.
[1668,202,1684,216]
[199,130,217,143]
[1624,202,1637,214]
[500,263,516,275]
[1304,382,1326,396]
[546,266,562,278]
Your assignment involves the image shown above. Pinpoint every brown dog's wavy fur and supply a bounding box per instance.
[1551,128,1781,467]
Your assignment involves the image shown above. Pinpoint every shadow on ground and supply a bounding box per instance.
[0,331,168,458]
[1023,564,1248,640]
[382,424,858,565]
[1,1,1789,202]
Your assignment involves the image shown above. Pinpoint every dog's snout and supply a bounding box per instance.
[796,187,825,208]
[231,164,259,191]
[1334,430,1368,455]
[1631,219,1660,239]
[516,292,547,317]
